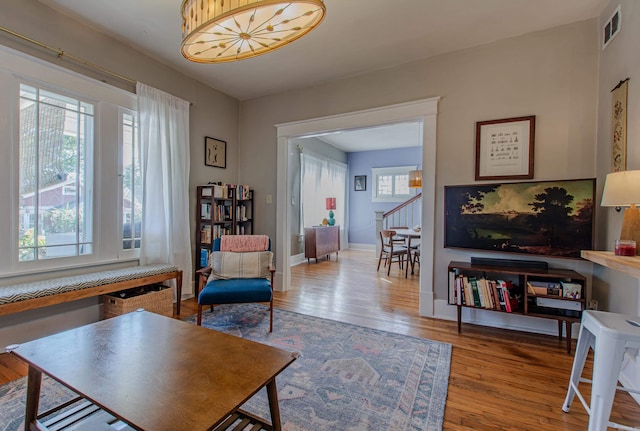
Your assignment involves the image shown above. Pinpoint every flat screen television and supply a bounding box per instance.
[444,178,595,259]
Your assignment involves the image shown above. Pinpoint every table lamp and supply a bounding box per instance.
[326,197,336,226]
[601,170,640,255]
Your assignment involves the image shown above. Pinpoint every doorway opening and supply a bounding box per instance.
[275,97,439,317]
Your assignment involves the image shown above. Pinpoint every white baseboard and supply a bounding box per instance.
[348,243,376,251]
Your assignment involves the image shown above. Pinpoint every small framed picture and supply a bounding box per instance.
[475,115,535,181]
[205,136,226,168]
[354,175,366,191]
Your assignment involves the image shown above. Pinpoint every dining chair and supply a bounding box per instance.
[406,245,420,277]
[377,230,407,276]
[389,226,409,246]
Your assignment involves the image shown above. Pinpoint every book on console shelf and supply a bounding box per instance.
[526,280,562,296]
[451,274,513,311]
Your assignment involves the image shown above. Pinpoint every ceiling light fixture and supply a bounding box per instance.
[181,0,326,63]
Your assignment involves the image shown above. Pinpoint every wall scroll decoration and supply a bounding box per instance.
[611,78,629,172]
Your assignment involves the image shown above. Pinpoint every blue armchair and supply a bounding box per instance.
[196,236,274,331]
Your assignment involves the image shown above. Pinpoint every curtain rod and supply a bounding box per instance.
[0,25,137,86]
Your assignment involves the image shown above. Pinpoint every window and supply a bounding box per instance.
[121,111,142,250]
[1,46,139,274]
[371,166,417,202]
[18,84,94,261]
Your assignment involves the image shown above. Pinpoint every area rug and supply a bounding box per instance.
[0,304,451,431]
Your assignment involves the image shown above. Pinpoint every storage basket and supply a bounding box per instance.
[103,284,173,319]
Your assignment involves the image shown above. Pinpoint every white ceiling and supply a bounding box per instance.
[37,0,607,102]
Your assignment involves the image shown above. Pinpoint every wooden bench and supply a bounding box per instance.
[0,264,183,317]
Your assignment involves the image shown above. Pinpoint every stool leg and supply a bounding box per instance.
[588,336,626,431]
[563,325,594,412]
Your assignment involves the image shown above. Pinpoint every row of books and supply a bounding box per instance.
[449,273,519,312]
[237,185,251,201]
[236,204,250,221]
[200,203,232,221]
[526,280,582,299]
[201,183,251,200]
[199,224,232,244]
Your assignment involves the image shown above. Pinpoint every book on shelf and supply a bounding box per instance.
[201,203,212,219]
[200,249,209,267]
[527,280,562,296]
[468,276,482,307]
[237,185,251,200]
[200,225,212,244]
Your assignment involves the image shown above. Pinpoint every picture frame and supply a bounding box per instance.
[354,175,366,191]
[475,115,535,181]
[444,178,595,259]
[205,136,226,168]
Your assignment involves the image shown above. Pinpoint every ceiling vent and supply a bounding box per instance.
[602,5,621,50]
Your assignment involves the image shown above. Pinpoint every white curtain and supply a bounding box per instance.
[301,151,348,248]
[137,82,192,298]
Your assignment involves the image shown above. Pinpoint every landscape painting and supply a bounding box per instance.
[444,178,595,259]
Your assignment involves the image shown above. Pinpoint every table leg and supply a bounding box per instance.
[25,365,42,431]
[266,379,282,430]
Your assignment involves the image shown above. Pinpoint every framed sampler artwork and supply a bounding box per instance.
[205,136,226,168]
[475,116,535,181]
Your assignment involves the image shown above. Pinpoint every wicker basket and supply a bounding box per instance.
[103,284,173,319]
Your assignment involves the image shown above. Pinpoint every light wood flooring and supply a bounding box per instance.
[2,249,639,430]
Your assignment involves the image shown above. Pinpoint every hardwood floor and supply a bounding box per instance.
[1,249,639,430]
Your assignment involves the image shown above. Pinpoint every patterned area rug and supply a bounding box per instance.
[0,304,451,431]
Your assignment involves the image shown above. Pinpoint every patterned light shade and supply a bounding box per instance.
[181,0,326,63]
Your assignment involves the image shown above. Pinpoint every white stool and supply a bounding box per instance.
[563,310,640,431]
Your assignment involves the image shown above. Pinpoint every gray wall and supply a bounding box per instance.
[0,0,239,344]
[593,0,640,314]
[239,19,600,302]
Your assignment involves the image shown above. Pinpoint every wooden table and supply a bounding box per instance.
[10,310,297,431]
[394,228,421,277]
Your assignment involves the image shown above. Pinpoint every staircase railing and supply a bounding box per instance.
[374,193,422,256]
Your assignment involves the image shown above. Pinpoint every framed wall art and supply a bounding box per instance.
[205,136,226,168]
[444,178,595,259]
[475,115,535,181]
[354,175,366,191]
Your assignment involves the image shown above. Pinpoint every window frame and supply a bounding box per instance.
[0,45,139,276]
[371,165,418,203]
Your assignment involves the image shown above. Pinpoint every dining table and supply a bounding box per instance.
[393,228,421,277]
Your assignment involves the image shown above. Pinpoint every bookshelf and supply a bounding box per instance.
[448,260,587,354]
[196,184,254,271]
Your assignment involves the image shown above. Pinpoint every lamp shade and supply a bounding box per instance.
[326,197,336,210]
[601,170,640,207]
[409,170,422,188]
[181,0,326,63]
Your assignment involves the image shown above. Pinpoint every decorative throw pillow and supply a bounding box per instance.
[208,251,273,282]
